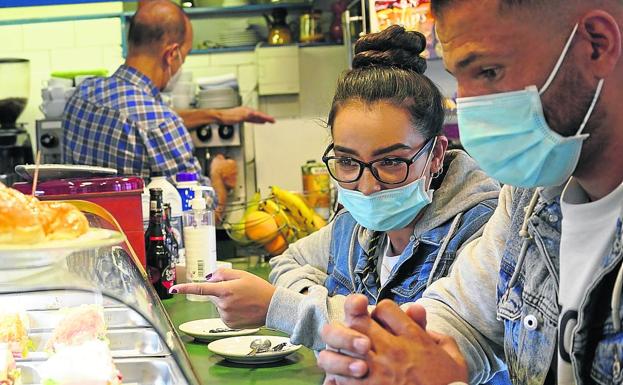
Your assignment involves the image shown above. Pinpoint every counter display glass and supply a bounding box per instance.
[0,219,201,385]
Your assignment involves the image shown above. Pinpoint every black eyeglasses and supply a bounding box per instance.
[322,138,435,185]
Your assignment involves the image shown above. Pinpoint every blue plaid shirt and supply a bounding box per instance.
[63,65,207,183]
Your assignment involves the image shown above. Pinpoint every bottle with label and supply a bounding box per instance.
[145,188,176,299]
[302,160,331,219]
[147,174,185,261]
[183,186,217,301]
[163,203,180,264]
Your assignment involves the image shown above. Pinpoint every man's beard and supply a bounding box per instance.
[541,54,606,177]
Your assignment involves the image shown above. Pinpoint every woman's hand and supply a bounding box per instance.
[170,268,276,328]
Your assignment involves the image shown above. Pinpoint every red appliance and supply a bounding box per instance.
[13,176,146,266]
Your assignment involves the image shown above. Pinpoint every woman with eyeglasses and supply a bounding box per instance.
[170,25,501,352]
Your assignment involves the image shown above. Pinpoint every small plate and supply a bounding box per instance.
[208,335,301,364]
[15,164,117,182]
[0,228,125,270]
[179,318,260,342]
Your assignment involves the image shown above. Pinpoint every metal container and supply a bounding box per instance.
[24,329,168,361]
[299,10,323,43]
[27,307,149,332]
[18,357,185,385]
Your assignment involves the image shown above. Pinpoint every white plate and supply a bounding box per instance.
[179,318,260,342]
[0,228,125,270]
[15,164,118,182]
[208,335,301,364]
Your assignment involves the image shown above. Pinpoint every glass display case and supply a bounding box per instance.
[0,205,201,385]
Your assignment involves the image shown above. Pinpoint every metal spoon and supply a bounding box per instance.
[247,338,272,356]
[271,342,288,352]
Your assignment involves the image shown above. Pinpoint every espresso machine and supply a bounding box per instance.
[0,58,34,186]
[192,86,255,213]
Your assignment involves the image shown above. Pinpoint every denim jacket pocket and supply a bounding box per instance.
[591,332,623,385]
[389,274,424,304]
[498,286,523,322]
[325,268,354,297]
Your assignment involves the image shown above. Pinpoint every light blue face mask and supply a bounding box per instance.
[457,24,605,188]
[337,141,435,232]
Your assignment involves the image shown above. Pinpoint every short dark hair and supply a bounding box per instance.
[127,4,187,50]
[328,25,445,139]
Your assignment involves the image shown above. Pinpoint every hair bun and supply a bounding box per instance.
[352,25,427,74]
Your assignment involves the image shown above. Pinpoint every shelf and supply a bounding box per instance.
[119,2,313,18]
[0,12,121,26]
[190,41,342,55]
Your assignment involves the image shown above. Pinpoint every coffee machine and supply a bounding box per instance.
[0,58,34,186]
[192,86,255,222]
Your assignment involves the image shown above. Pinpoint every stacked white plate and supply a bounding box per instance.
[196,87,240,109]
[217,30,259,47]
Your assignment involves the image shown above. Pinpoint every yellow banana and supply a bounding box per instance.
[311,213,327,230]
[271,186,316,233]
[259,199,293,238]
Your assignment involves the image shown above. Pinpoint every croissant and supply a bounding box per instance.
[0,184,89,244]
[0,184,46,244]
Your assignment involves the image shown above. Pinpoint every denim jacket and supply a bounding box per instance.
[325,200,497,305]
[420,185,623,384]
[497,187,623,384]
[267,150,502,351]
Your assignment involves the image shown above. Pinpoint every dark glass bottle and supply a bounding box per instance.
[163,203,180,264]
[145,188,176,300]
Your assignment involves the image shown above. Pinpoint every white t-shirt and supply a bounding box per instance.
[380,241,402,286]
[558,178,623,384]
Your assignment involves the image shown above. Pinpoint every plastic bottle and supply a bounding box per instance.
[176,172,199,212]
[183,185,217,302]
[147,175,185,262]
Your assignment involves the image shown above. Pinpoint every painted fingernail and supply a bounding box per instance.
[353,338,369,354]
[205,273,213,281]
[169,288,178,294]
[349,361,366,376]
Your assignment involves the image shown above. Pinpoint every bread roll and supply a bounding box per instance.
[38,201,89,241]
[0,185,45,244]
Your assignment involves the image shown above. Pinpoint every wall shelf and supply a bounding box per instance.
[190,41,342,55]
[144,2,312,17]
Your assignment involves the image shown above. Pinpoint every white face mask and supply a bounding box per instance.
[163,48,183,92]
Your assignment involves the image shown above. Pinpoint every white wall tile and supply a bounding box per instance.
[102,46,124,74]
[237,64,257,93]
[74,18,122,47]
[23,21,74,50]
[19,51,51,74]
[210,52,255,66]
[50,47,105,71]
[191,65,237,80]
[0,25,24,53]
[184,54,211,68]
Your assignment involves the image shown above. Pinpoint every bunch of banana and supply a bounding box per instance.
[258,199,298,244]
[271,186,321,234]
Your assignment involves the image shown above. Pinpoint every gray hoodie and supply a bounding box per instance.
[266,150,501,349]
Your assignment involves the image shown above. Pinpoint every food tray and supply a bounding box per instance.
[22,329,168,360]
[28,307,149,332]
[18,357,185,385]
[1,291,122,310]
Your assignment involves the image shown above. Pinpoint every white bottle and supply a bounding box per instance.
[183,186,217,302]
[147,176,185,262]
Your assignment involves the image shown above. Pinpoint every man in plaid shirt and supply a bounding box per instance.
[63,0,273,187]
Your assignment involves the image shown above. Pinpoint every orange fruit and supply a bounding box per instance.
[245,211,278,244]
[264,234,288,255]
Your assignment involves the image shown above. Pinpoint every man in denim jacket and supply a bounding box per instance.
[318,1,623,384]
